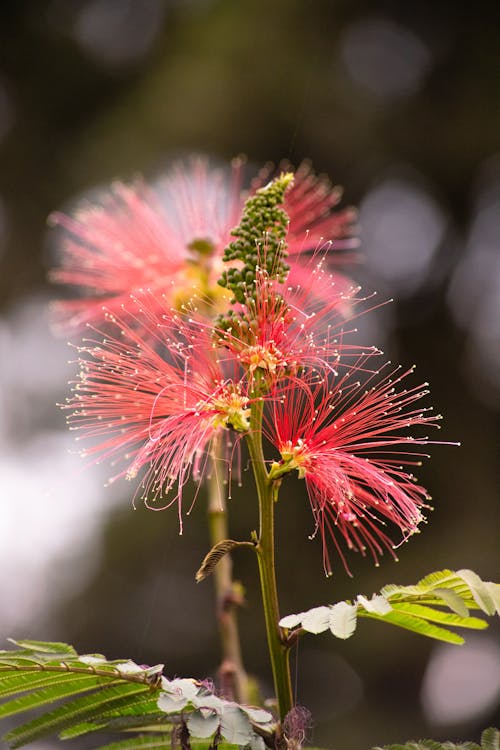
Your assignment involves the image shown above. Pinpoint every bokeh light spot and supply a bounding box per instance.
[339,19,431,102]
[73,0,168,67]
[421,636,500,726]
[359,177,446,296]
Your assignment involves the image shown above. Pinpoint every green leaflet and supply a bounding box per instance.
[372,729,499,750]
[0,641,276,749]
[387,603,487,629]
[59,700,166,739]
[0,672,95,699]
[94,737,173,750]
[372,743,479,750]
[372,742,448,750]
[279,568,499,645]
[0,675,114,718]
[93,737,241,750]
[359,609,465,644]
[481,728,500,750]
[2,640,78,656]
[5,683,151,748]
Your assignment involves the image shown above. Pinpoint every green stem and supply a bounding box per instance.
[247,399,293,721]
[208,438,249,704]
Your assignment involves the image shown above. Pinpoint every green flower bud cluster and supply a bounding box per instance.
[214,305,266,350]
[218,172,294,304]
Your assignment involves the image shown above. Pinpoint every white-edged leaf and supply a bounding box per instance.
[284,569,498,647]
[112,661,148,675]
[240,706,274,725]
[433,588,469,617]
[220,705,254,745]
[328,602,358,639]
[157,694,186,713]
[187,710,220,738]
[192,693,224,717]
[458,570,497,615]
[357,594,392,615]
[5,641,77,657]
[157,680,198,715]
[279,613,303,629]
[167,678,199,699]
[75,656,106,666]
[249,736,266,750]
[301,606,331,634]
[484,583,500,616]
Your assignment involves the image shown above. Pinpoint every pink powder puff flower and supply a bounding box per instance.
[64,293,251,530]
[50,157,357,333]
[50,157,248,332]
[267,363,452,576]
[283,159,358,258]
[211,258,380,388]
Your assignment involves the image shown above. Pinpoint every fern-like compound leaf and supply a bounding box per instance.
[371,730,499,750]
[0,641,275,749]
[279,569,499,644]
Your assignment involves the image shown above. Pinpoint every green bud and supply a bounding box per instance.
[219,173,294,305]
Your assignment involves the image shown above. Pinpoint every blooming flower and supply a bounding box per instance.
[50,157,357,333]
[64,292,250,529]
[267,363,447,576]
[282,159,358,255]
[212,258,379,388]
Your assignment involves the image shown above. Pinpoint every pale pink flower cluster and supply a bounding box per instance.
[51,157,356,332]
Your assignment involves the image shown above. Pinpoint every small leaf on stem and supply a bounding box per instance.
[195,540,255,583]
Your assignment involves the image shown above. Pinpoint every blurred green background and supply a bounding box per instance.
[0,2,499,749]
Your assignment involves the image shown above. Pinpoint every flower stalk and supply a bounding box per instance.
[247,398,293,721]
[207,439,249,704]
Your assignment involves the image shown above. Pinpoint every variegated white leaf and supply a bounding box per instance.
[485,582,500,615]
[458,569,497,615]
[249,736,266,750]
[158,678,199,713]
[187,710,220,738]
[220,705,254,745]
[357,594,392,615]
[434,588,469,617]
[192,692,224,716]
[279,613,303,629]
[328,601,358,639]
[301,606,331,634]
[241,706,274,725]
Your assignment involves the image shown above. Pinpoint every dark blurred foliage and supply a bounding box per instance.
[0,2,499,749]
